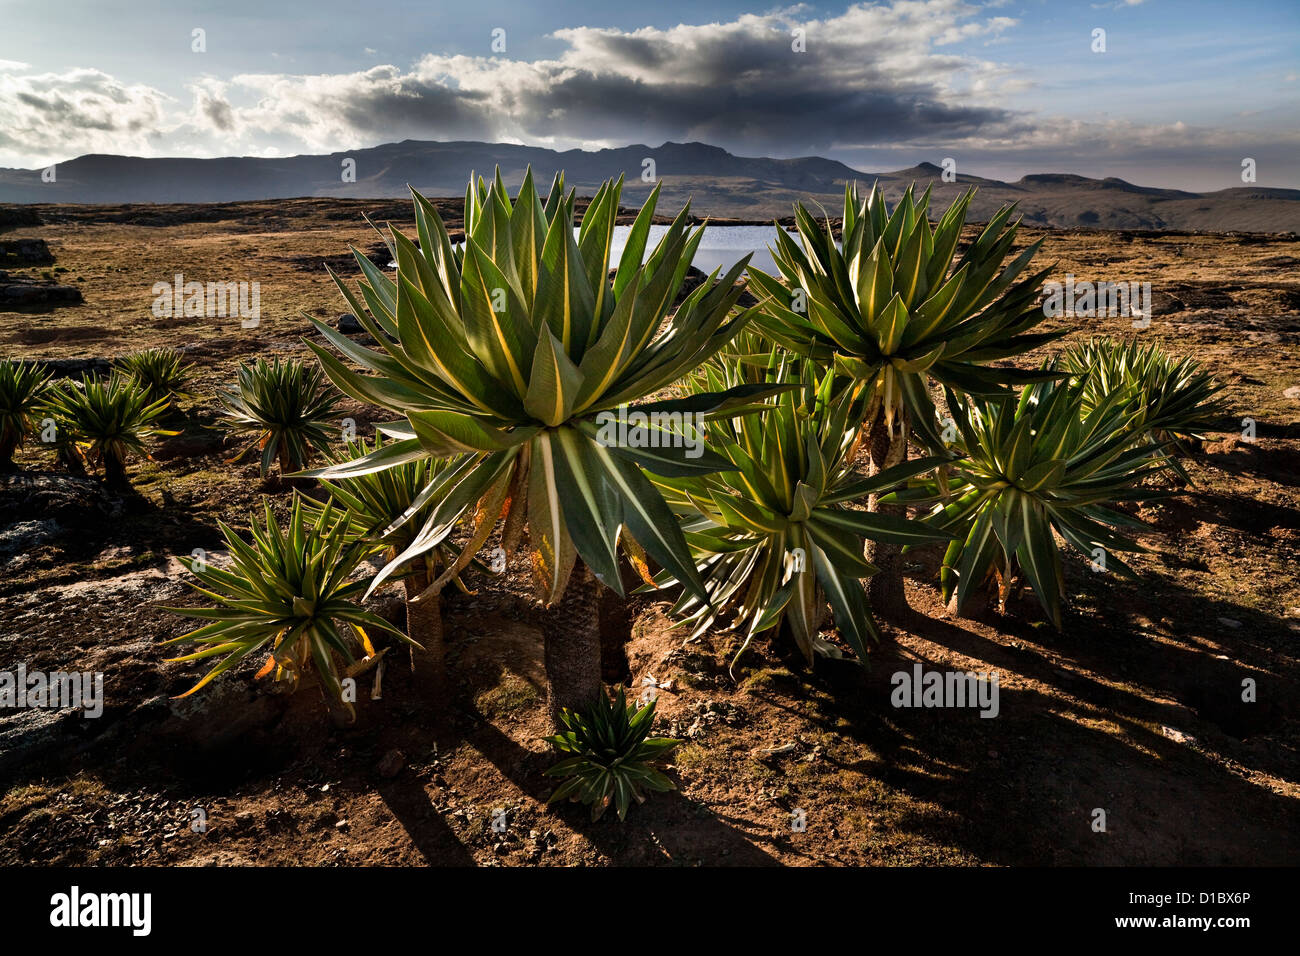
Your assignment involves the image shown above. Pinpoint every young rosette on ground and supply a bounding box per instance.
[544,688,680,822]
[163,494,413,721]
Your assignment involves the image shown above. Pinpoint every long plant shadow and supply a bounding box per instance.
[800,467,1300,863]
[374,774,478,866]
[548,789,784,866]
[754,634,1298,864]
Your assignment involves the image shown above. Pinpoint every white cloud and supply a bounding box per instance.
[0,68,172,164]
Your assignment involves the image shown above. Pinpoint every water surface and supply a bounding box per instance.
[390,225,796,277]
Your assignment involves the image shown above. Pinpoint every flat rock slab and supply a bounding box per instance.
[0,275,82,306]
[34,357,112,378]
[0,238,54,266]
[0,707,81,776]
[0,471,120,525]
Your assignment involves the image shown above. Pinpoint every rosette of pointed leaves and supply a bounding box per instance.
[1062,337,1226,482]
[544,687,679,822]
[0,358,51,468]
[887,375,1173,628]
[306,169,779,605]
[41,373,176,486]
[115,347,195,411]
[748,182,1061,447]
[218,358,342,477]
[164,494,411,719]
[651,356,952,664]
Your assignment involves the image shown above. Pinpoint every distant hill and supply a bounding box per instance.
[1,140,1297,232]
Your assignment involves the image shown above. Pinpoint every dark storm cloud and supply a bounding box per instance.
[213,2,1028,156]
[503,69,1016,154]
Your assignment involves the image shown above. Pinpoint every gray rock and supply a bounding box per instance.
[0,238,54,266]
[0,707,78,775]
[35,357,112,379]
[0,277,83,306]
[157,679,287,750]
[0,472,118,525]
[0,518,61,559]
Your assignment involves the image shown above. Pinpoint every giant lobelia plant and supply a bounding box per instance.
[748,182,1061,617]
[165,494,412,723]
[41,373,177,488]
[652,355,951,669]
[886,372,1174,628]
[304,435,479,698]
[305,169,781,723]
[1061,337,1226,483]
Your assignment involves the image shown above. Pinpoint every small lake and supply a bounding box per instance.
[610,224,793,276]
[390,225,795,277]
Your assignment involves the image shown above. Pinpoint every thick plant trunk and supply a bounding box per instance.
[104,451,129,490]
[403,560,445,702]
[541,559,604,728]
[864,408,910,624]
[277,444,297,488]
[57,444,86,477]
[0,429,17,471]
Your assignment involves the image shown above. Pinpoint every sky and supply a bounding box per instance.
[1,0,1297,190]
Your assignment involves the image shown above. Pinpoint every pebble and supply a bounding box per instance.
[376,749,406,778]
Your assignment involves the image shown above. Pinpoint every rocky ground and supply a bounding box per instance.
[0,200,1297,866]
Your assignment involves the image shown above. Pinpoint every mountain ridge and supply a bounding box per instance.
[2,139,1297,232]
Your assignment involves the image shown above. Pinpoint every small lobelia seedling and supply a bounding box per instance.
[544,687,680,822]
